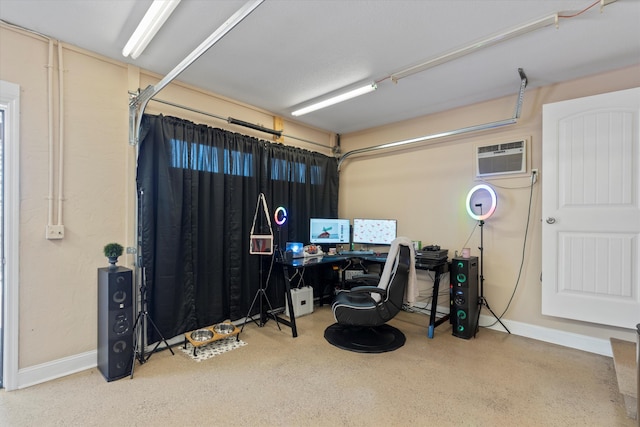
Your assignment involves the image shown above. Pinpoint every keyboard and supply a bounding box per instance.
[339,250,375,256]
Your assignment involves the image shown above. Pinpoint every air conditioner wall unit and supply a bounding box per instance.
[476,139,527,178]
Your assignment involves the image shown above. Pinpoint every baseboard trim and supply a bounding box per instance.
[17,350,96,389]
[479,315,613,357]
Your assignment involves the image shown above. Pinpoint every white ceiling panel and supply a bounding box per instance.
[1,0,638,134]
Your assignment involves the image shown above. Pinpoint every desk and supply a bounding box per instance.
[278,254,384,337]
[279,254,449,339]
[278,254,354,337]
[284,253,360,268]
[414,259,449,338]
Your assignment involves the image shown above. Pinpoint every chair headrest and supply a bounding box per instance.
[377,238,413,291]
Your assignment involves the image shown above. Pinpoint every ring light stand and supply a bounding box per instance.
[466,184,510,336]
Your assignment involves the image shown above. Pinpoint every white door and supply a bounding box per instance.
[542,87,640,329]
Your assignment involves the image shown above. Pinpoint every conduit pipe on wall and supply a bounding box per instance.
[45,40,66,239]
[47,40,54,227]
[57,42,64,227]
[337,68,529,170]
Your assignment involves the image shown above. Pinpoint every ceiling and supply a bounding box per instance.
[1,0,639,135]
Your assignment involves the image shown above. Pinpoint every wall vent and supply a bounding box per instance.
[476,140,526,177]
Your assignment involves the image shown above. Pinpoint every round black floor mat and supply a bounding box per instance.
[324,323,406,353]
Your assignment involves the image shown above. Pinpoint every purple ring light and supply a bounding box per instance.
[274,206,288,226]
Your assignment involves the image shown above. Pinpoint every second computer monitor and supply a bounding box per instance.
[352,218,397,245]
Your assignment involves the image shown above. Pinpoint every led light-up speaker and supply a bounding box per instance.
[450,257,479,339]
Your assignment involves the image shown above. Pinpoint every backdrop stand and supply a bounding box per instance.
[130,267,175,379]
[131,188,174,379]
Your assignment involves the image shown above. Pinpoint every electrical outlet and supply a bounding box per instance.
[531,169,539,184]
[46,224,65,240]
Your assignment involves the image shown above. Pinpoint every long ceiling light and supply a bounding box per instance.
[291,82,377,116]
[122,0,181,59]
[390,13,558,82]
[291,13,559,116]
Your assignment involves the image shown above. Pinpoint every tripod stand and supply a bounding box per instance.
[475,218,510,336]
[242,192,280,332]
[240,253,281,332]
[130,266,174,378]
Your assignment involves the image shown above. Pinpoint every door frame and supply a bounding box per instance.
[1,80,20,391]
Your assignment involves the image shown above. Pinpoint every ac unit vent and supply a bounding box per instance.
[476,140,526,177]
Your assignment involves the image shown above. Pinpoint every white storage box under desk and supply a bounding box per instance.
[285,286,314,318]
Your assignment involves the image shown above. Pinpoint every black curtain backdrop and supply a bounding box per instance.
[136,114,338,342]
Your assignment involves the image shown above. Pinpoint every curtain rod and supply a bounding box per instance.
[144,96,331,150]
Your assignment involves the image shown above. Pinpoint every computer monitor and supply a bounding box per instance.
[309,218,350,245]
[352,218,397,245]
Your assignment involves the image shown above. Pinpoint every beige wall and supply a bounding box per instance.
[1,27,132,368]
[0,25,332,370]
[339,64,640,342]
[2,21,639,377]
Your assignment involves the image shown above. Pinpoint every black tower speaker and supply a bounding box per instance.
[98,266,134,381]
[450,257,479,339]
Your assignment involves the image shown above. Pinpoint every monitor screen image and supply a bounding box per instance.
[309,218,350,245]
[352,218,397,245]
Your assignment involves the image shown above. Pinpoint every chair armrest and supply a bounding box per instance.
[349,286,387,298]
[355,273,380,281]
[343,274,379,288]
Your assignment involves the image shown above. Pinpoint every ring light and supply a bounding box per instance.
[274,206,288,226]
[466,184,497,221]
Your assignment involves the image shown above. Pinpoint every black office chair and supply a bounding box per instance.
[324,241,411,353]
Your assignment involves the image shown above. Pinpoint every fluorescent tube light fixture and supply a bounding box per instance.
[291,82,377,116]
[122,0,181,59]
[391,14,558,82]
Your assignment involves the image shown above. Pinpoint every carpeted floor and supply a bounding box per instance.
[0,306,635,426]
